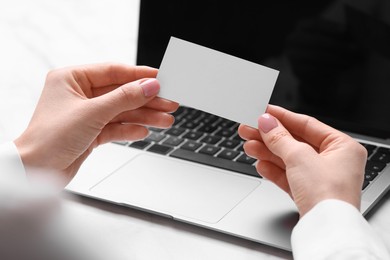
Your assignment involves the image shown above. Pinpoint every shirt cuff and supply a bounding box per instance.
[0,141,26,183]
[291,199,390,260]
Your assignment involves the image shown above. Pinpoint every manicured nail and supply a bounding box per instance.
[258,113,278,133]
[140,78,160,97]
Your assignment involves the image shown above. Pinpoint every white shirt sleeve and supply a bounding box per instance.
[0,141,26,183]
[292,199,390,260]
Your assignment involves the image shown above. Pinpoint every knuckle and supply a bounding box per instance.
[119,85,133,104]
[269,130,290,146]
[46,68,62,81]
[106,63,122,83]
[45,68,71,85]
[118,83,144,106]
[340,134,368,159]
[306,115,319,124]
[354,141,368,160]
[121,85,137,99]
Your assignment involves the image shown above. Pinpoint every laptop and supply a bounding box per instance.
[65,1,390,251]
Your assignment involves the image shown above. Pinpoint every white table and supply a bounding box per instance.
[1,1,389,259]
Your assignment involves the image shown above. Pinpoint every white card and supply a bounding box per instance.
[157,37,279,128]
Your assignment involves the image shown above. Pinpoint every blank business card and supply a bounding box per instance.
[157,37,279,128]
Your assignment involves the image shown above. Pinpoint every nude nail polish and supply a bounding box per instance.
[258,113,278,133]
[140,78,160,97]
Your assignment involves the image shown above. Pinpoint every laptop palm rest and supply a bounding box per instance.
[90,154,261,224]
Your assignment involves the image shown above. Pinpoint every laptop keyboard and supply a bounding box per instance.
[117,106,259,178]
[361,143,390,190]
[113,106,390,190]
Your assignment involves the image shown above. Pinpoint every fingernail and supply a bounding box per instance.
[140,78,160,97]
[258,113,278,133]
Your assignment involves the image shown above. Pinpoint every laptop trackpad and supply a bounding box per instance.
[90,154,261,223]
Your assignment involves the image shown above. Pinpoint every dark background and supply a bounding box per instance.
[137,0,390,138]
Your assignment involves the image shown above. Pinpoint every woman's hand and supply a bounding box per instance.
[15,63,179,186]
[238,105,367,217]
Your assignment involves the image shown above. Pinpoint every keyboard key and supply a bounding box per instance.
[231,123,239,132]
[217,149,240,160]
[184,110,202,121]
[172,118,183,126]
[183,131,203,140]
[130,140,150,149]
[200,135,221,145]
[149,127,165,133]
[361,143,376,157]
[236,154,256,164]
[233,133,245,141]
[181,141,202,151]
[215,129,235,138]
[165,127,186,136]
[198,124,218,133]
[219,119,236,128]
[377,147,390,154]
[145,132,166,142]
[236,144,245,152]
[172,106,186,117]
[364,171,378,181]
[219,139,240,149]
[199,145,221,155]
[170,149,260,178]
[365,161,386,173]
[199,114,218,125]
[173,109,187,122]
[147,144,172,155]
[182,121,200,129]
[163,137,184,147]
[371,151,390,164]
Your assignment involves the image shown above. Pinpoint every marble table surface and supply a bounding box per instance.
[1,1,389,259]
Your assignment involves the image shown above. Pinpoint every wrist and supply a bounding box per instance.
[297,193,361,218]
[14,132,44,171]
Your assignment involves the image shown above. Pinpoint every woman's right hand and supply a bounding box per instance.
[238,105,367,217]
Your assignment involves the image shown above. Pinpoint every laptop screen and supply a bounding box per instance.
[136,0,390,139]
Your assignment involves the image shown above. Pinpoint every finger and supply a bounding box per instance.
[70,63,158,89]
[266,105,342,151]
[144,97,180,113]
[238,122,309,147]
[91,84,123,98]
[96,123,149,145]
[93,87,179,113]
[257,113,316,165]
[111,108,175,128]
[243,140,285,169]
[92,78,160,121]
[238,124,262,141]
[256,160,291,196]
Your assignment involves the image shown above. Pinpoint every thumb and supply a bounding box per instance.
[257,113,303,163]
[94,78,160,119]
